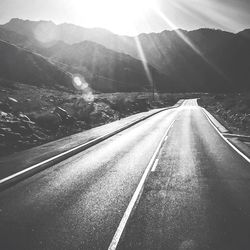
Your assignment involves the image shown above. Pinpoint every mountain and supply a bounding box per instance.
[0,27,32,47]
[238,29,250,40]
[44,40,179,92]
[2,18,250,92]
[127,29,250,92]
[0,27,178,93]
[0,20,179,92]
[1,18,133,52]
[0,40,73,90]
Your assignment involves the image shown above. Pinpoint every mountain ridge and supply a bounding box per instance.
[0,27,177,93]
[0,39,73,90]
[1,18,250,92]
[44,40,180,92]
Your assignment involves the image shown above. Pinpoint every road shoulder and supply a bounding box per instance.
[202,108,250,161]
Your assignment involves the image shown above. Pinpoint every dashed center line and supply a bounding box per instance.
[108,116,177,250]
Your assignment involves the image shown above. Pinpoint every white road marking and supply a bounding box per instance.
[202,108,250,164]
[151,159,159,172]
[108,118,176,250]
[0,107,179,189]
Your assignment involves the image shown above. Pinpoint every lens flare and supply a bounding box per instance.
[72,74,94,102]
[73,75,88,90]
[73,76,83,87]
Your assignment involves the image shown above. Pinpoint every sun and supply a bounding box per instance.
[70,0,156,35]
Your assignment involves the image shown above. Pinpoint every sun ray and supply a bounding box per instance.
[151,4,229,81]
[134,36,153,86]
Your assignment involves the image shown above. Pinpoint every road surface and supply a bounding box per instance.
[118,99,250,250]
[0,99,249,250]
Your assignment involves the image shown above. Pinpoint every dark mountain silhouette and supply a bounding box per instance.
[238,29,250,40]
[0,22,179,92]
[2,18,250,92]
[126,29,250,92]
[43,40,179,92]
[0,40,73,90]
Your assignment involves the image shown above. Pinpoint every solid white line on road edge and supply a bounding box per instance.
[0,106,179,190]
[151,159,159,172]
[108,118,176,250]
[202,108,250,164]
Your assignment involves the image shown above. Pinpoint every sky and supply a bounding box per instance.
[0,0,250,35]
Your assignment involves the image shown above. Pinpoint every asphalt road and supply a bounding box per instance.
[118,99,250,250]
[0,99,249,250]
[0,105,179,249]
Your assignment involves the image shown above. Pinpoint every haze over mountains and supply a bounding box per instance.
[1,18,250,92]
[0,40,73,90]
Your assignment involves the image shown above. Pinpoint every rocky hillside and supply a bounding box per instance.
[0,79,182,156]
[0,40,73,90]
